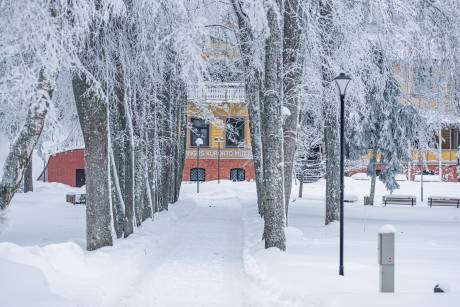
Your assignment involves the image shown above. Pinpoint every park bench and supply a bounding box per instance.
[66,193,86,205]
[428,196,460,208]
[382,195,416,207]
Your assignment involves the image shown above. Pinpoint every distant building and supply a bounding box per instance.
[38,149,85,187]
[184,83,255,182]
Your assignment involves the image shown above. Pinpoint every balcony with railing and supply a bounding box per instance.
[189,83,245,104]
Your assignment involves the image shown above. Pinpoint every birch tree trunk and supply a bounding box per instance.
[73,73,113,251]
[282,0,302,220]
[0,68,54,210]
[261,1,286,250]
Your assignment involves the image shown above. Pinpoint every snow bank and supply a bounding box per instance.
[395,174,407,181]
[414,175,441,182]
[0,258,72,307]
[351,172,370,180]
[344,193,358,202]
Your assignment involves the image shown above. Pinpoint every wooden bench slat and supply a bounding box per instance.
[428,196,460,208]
[382,195,416,207]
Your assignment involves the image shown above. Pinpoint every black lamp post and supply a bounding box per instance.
[333,72,351,276]
[195,137,203,193]
[214,137,224,184]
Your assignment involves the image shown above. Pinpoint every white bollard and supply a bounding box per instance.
[378,224,395,293]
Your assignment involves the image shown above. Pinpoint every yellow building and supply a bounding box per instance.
[183,83,255,182]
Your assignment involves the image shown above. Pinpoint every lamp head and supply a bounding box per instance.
[195,137,203,146]
[334,73,351,96]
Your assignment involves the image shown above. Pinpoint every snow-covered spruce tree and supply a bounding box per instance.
[0,1,90,210]
[350,47,424,199]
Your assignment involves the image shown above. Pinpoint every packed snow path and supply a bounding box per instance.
[119,196,250,306]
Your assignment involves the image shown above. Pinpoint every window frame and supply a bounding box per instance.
[230,168,245,182]
[225,117,245,148]
[190,168,206,182]
[190,118,210,148]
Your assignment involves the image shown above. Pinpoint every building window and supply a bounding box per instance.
[225,117,245,147]
[190,168,206,182]
[230,168,245,181]
[190,118,209,147]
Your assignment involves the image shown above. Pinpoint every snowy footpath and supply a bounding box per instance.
[0,179,459,306]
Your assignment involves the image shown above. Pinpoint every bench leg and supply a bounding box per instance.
[411,199,414,207]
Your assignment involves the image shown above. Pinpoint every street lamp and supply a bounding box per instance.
[334,72,351,276]
[214,137,224,184]
[195,137,203,193]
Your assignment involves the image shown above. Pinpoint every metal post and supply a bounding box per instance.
[378,225,395,293]
[420,168,424,203]
[197,145,200,193]
[339,94,345,276]
[439,128,443,181]
[217,142,221,184]
[457,145,460,182]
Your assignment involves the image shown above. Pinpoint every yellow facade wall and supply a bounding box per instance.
[187,102,252,149]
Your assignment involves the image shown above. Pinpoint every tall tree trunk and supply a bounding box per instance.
[232,0,265,216]
[319,0,340,225]
[261,1,286,250]
[282,0,302,221]
[23,158,33,193]
[0,68,54,210]
[324,115,340,224]
[73,74,113,251]
[174,87,187,202]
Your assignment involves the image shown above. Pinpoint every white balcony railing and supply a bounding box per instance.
[189,82,245,103]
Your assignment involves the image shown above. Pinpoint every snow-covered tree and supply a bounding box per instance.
[0,0,91,210]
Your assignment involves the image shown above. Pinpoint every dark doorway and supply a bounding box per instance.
[76,169,86,187]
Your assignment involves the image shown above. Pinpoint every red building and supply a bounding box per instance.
[39,149,86,187]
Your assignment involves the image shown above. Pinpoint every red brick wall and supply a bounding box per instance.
[183,159,255,181]
[47,149,85,187]
[405,164,458,182]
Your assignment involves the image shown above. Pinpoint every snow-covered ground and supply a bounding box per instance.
[0,178,459,306]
